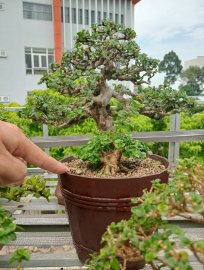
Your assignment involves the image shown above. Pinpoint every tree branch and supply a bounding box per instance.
[57,114,89,129]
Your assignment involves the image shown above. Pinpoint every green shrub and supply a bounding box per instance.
[0,105,42,137]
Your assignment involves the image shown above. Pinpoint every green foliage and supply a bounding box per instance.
[180,141,203,159]
[0,176,51,202]
[20,22,195,134]
[0,176,51,267]
[190,104,204,114]
[24,21,159,131]
[9,248,30,267]
[178,112,204,160]
[180,66,204,96]
[181,111,204,129]
[78,132,149,169]
[136,83,196,120]
[87,159,204,269]
[0,105,41,137]
[159,50,183,84]
[41,21,158,92]
[21,89,85,128]
[7,102,21,107]
[0,205,16,245]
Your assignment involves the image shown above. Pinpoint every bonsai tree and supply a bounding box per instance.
[19,21,201,268]
[87,158,204,269]
[21,21,195,170]
[22,21,195,131]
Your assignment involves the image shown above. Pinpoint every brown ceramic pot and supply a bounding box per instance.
[55,180,65,205]
[59,154,169,269]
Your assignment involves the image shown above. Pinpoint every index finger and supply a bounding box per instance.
[14,133,68,174]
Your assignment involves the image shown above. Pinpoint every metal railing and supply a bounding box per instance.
[4,106,204,166]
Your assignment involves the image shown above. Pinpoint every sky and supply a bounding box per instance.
[134,0,204,86]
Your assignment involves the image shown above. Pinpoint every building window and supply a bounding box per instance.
[25,47,54,75]
[85,9,89,25]
[121,14,124,24]
[72,8,76,24]
[115,13,118,24]
[61,7,70,23]
[91,10,95,24]
[0,96,9,103]
[60,7,123,25]
[23,2,52,21]
[103,12,107,20]
[97,11,101,23]
[79,9,83,24]
[0,3,5,11]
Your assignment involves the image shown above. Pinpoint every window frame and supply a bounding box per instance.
[23,2,52,21]
[25,47,54,75]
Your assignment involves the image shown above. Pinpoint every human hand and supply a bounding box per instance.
[0,121,67,186]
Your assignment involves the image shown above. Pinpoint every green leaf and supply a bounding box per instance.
[110,258,120,270]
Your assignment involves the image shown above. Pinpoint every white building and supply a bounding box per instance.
[0,0,140,104]
[184,56,204,70]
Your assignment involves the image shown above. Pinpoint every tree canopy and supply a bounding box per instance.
[39,21,158,131]
[180,66,204,96]
[22,21,195,131]
[159,50,183,85]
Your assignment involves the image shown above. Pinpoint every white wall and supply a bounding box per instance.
[0,0,53,104]
[0,0,135,104]
[184,56,204,70]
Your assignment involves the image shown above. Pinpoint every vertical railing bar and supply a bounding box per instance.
[168,113,180,167]
[43,124,49,155]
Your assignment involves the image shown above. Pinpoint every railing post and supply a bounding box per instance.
[43,124,49,155]
[168,113,180,167]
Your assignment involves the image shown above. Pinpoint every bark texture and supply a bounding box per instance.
[100,149,122,175]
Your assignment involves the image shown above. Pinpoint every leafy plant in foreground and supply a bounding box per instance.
[9,248,30,270]
[87,158,204,269]
[0,205,16,246]
[0,176,51,267]
[0,176,51,202]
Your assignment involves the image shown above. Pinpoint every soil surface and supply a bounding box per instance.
[65,157,166,178]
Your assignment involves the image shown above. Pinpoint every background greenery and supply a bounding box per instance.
[1,100,204,163]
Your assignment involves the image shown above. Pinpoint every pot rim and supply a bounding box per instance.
[60,154,169,181]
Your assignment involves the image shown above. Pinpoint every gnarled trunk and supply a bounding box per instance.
[90,103,113,131]
[89,80,114,131]
[100,149,122,175]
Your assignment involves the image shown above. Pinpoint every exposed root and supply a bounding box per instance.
[119,158,142,173]
[100,149,122,175]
